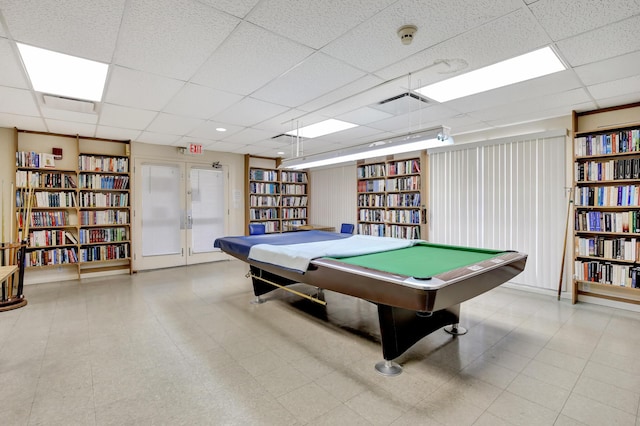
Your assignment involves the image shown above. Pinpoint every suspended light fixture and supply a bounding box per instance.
[279,126,453,170]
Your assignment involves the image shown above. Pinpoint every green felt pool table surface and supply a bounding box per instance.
[327,242,506,278]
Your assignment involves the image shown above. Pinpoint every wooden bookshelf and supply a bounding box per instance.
[14,129,132,279]
[356,153,427,240]
[245,154,309,235]
[572,102,640,305]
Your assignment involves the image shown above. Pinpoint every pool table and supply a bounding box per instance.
[214,231,527,375]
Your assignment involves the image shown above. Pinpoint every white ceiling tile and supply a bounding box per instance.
[0,21,5,37]
[252,53,366,107]
[137,131,180,145]
[206,141,251,153]
[178,136,218,148]
[198,0,260,18]
[247,0,397,49]
[252,109,316,133]
[587,75,640,101]
[376,7,551,83]
[104,66,184,111]
[95,126,141,141]
[221,128,278,145]
[146,113,204,136]
[40,107,98,124]
[0,86,39,115]
[210,97,289,127]
[0,39,28,89]
[444,70,583,114]
[44,119,96,137]
[485,104,590,128]
[299,75,388,116]
[162,83,243,119]
[528,0,640,41]
[192,22,314,96]
[336,107,394,125]
[468,88,591,122]
[314,124,389,145]
[99,104,157,130]
[557,15,640,67]
[594,94,640,110]
[295,141,349,156]
[114,0,239,80]
[0,113,46,131]
[0,0,125,62]
[188,121,244,139]
[322,0,523,73]
[574,51,640,86]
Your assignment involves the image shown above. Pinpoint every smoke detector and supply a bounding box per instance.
[397,25,417,45]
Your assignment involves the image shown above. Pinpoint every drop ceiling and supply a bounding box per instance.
[0,0,639,157]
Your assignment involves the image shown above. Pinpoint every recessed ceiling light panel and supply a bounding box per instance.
[415,46,566,103]
[285,119,358,139]
[17,43,108,102]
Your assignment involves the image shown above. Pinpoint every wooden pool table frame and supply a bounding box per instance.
[219,239,527,376]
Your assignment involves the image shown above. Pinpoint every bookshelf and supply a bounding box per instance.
[14,129,132,280]
[245,155,309,234]
[572,102,640,305]
[356,154,427,240]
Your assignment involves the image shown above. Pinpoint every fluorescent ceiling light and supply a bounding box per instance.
[17,43,108,102]
[281,126,452,170]
[285,119,358,138]
[415,46,565,102]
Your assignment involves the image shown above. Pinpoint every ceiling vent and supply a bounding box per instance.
[42,94,96,113]
[370,92,429,115]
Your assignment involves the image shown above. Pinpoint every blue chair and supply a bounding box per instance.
[249,223,266,235]
[340,223,354,234]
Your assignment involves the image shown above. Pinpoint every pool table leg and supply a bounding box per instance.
[248,266,299,302]
[375,303,461,376]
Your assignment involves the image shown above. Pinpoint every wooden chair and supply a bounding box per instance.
[0,242,27,312]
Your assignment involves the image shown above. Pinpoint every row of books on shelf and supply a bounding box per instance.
[575,158,640,182]
[27,230,76,247]
[27,247,78,267]
[358,193,386,207]
[80,210,129,226]
[78,244,129,262]
[574,260,640,288]
[32,191,76,208]
[250,182,279,194]
[358,208,421,224]
[79,192,128,208]
[17,211,69,228]
[281,208,307,219]
[575,210,640,233]
[574,237,639,262]
[355,223,421,239]
[250,221,280,233]
[357,160,421,179]
[281,171,307,183]
[281,196,307,207]
[79,228,128,244]
[387,193,421,207]
[574,129,640,157]
[249,169,279,182]
[357,163,386,178]
[78,155,128,173]
[357,179,385,193]
[249,195,279,207]
[78,174,129,190]
[574,185,640,207]
[386,176,420,191]
[16,151,56,169]
[387,160,420,176]
[249,208,279,220]
[281,184,306,195]
[15,170,77,188]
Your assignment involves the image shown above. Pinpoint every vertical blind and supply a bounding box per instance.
[429,131,567,290]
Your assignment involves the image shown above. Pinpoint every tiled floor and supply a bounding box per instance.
[1,259,639,425]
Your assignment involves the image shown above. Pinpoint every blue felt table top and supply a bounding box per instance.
[214,230,351,257]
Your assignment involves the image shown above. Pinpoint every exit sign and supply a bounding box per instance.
[189,143,203,155]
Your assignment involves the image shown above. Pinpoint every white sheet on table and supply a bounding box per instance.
[248,235,422,273]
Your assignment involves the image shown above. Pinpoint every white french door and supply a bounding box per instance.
[134,159,228,271]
